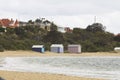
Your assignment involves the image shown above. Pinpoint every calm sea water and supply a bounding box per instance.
[0,56,120,80]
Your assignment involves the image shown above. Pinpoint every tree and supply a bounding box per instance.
[114,33,120,42]
[81,40,98,52]
[35,18,42,23]
[64,32,75,44]
[72,28,90,41]
[14,27,26,38]
[6,28,15,34]
[86,23,105,32]
[28,20,34,24]
[0,45,4,52]
[0,27,6,32]
[43,31,64,44]
[73,28,81,34]
[50,22,57,31]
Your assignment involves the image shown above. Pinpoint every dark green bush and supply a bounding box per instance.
[0,45,4,52]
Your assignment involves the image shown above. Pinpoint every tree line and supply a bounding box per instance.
[0,21,119,52]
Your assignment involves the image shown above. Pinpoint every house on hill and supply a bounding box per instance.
[19,19,51,31]
[65,27,73,33]
[57,27,65,33]
[0,18,19,28]
[31,18,51,31]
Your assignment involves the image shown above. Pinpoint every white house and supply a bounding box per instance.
[57,27,65,33]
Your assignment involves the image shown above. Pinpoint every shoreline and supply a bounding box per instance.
[0,50,119,80]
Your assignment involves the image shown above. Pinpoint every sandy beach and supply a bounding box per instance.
[0,50,119,57]
[0,70,102,80]
[0,50,119,80]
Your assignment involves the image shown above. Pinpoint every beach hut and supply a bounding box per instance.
[51,44,64,53]
[68,45,81,53]
[32,45,45,53]
[114,47,120,52]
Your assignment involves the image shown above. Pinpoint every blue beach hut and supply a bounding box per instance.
[32,45,45,53]
[51,44,64,53]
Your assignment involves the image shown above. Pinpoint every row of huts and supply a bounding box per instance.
[32,44,81,53]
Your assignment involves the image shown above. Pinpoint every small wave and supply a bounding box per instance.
[0,56,120,80]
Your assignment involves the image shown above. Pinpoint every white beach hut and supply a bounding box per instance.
[114,47,120,52]
[51,44,64,53]
[68,45,81,53]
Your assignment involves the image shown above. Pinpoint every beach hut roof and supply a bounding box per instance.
[114,47,120,50]
[68,45,81,47]
[51,44,63,47]
[32,45,44,48]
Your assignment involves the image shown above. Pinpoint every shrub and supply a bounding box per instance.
[0,45,4,52]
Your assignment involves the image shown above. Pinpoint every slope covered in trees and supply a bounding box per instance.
[0,21,119,52]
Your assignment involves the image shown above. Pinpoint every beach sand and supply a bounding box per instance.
[0,50,119,80]
[0,70,102,80]
[0,50,119,57]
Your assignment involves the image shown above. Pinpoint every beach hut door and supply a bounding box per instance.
[58,47,60,53]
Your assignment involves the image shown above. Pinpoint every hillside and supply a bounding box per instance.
[0,19,119,52]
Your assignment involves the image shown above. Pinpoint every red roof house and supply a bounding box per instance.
[0,18,19,28]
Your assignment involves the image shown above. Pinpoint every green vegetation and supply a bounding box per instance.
[0,20,119,52]
[0,45,4,52]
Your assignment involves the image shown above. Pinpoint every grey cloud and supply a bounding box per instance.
[0,0,119,34]
[0,0,119,16]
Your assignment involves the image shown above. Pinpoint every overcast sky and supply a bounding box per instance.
[0,0,120,34]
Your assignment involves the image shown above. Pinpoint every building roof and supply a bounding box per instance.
[68,45,81,47]
[51,44,63,47]
[14,20,19,26]
[65,27,73,33]
[32,45,44,48]
[1,19,11,27]
[0,18,19,28]
[114,47,120,50]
